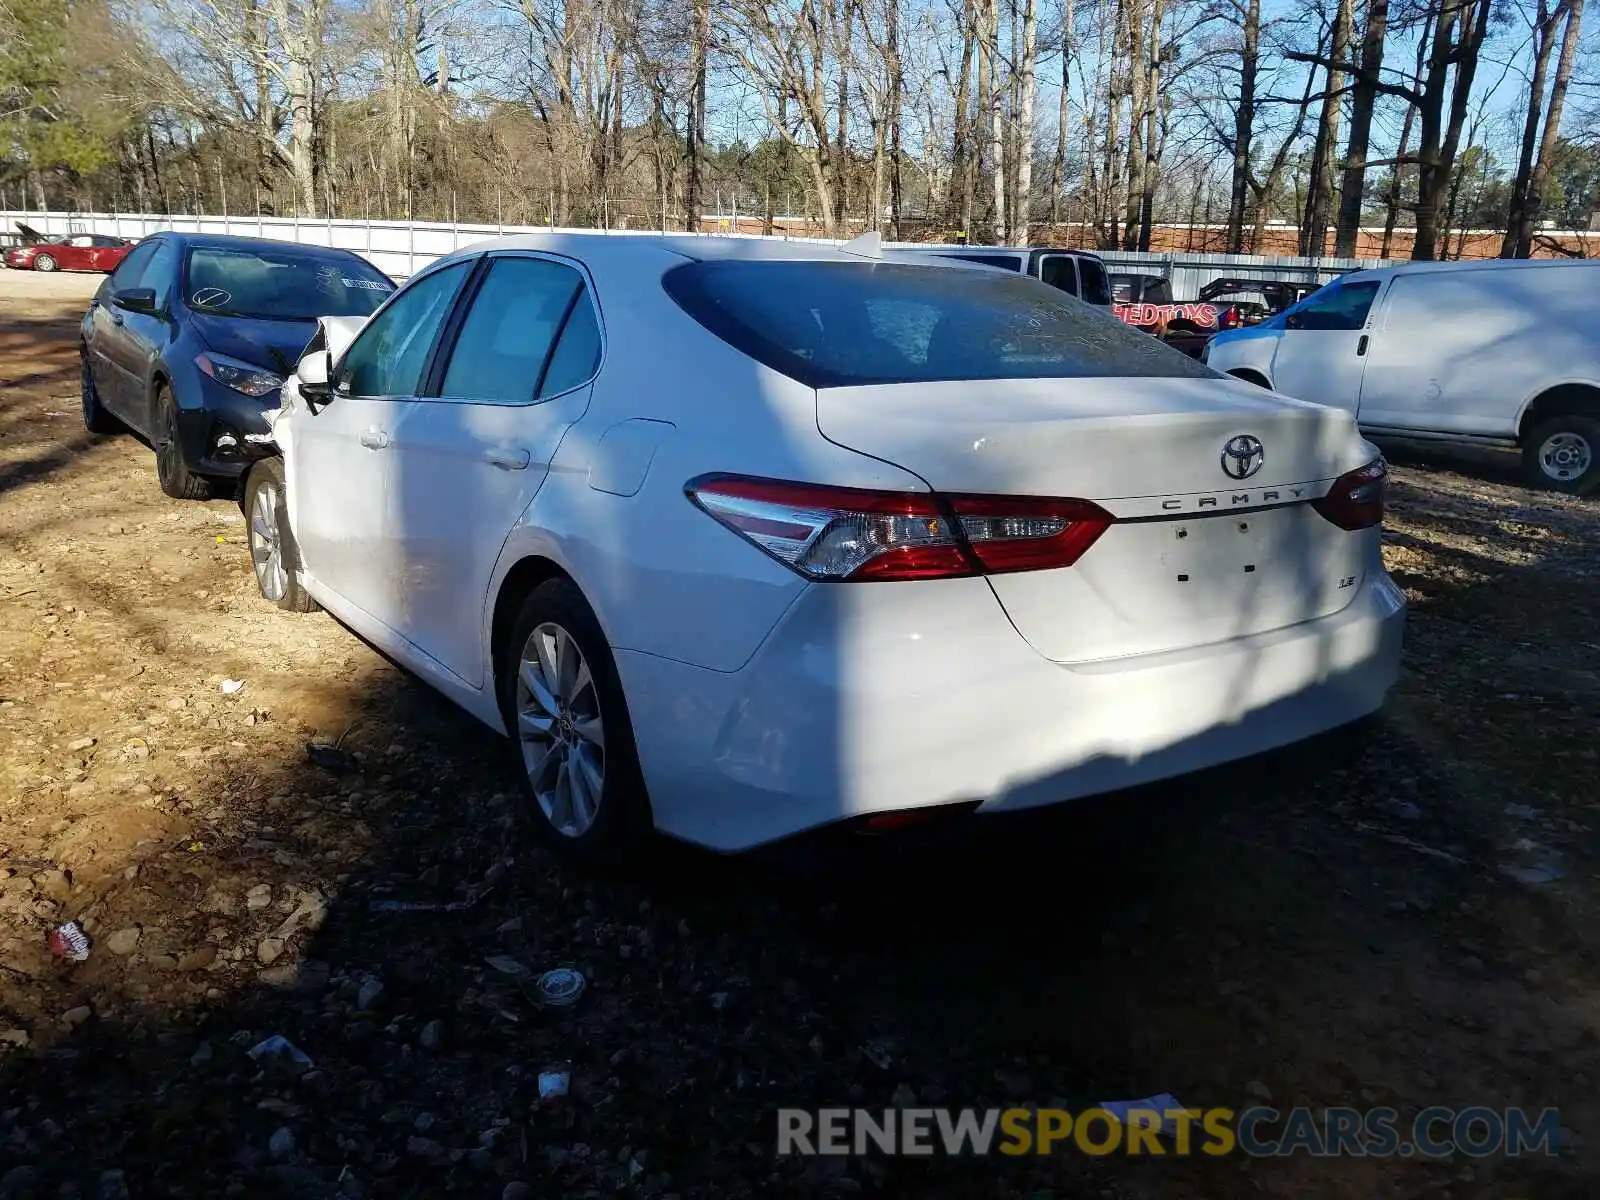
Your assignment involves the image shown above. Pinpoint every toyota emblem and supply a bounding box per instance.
[1221,435,1265,480]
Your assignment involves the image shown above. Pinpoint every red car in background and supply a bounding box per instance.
[3,225,134,273]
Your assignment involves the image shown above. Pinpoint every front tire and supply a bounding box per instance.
[1523,415,1600,496]
[244,458,316,612]
[497,579,651,865]
[151,382,213,500]
[34,253,57,272]
[80,353,119,434]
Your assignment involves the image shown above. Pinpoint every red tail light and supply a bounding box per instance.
[685,475,1112,582]
[1313,458,1388,530]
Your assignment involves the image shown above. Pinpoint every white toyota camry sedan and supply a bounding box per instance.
[247,233,1405,861]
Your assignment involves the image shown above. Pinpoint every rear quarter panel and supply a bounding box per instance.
[488,255,932,675]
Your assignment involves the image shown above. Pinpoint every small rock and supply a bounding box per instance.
[709,991,730,1012]
[0,1029,31,1049]
[466,1148,492,1173]
[34,870,72,902]
[105,927,142,956]
[356,978,384,1011]
[268,1126,295,1160]
[891,1083,918,1107]
[167,697,187,710]
[1396,801,1423,821]
[418,1020,444,1051]
[148,953,178,970]
[60,1005,92,1028]
[258,938,285,965]
[191,1042,214,1066]
[97,1169,130,1200]
[178,946,218,972]
[413,1113,439,1135]
[68,736,97,752]
[406,1136,445,1162]
[246,884,273,910]
[1244,1080,1273,1102]
[503,1185,535,1200]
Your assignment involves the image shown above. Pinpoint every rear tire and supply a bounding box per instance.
[151,382,213,500]
[80,353,120,435]
[497,578,651,866]
[33,253,57,272]
[1523,414,1600,496]
[244,458,317,613]
[1228,369,1271,389]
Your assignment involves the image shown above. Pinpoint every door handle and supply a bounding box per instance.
[111,312,124,326]
[359,428,390,450]
[484,447,531,471]
[1356,334,1369,356]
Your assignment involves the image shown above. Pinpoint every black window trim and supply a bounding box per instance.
[419,249,606,407]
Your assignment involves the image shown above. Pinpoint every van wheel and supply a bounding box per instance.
[1523,415,1600,496]
[244,458,317,612]
[497,579,651,866]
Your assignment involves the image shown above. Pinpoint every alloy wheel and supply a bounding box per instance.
[250,482,287,601]
[515,621,606,838]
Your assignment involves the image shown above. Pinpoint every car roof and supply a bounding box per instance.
[151,231,368,256]
[1338,257,1600,285]
[432,232,1028,273]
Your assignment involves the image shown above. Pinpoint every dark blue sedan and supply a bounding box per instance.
[79,233,396,499]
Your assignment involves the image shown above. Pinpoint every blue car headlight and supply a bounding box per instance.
[195,351,283,398]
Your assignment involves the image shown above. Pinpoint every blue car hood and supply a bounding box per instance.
[189,313,318,376]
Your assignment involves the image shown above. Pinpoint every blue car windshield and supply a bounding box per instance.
[183,246,395,320]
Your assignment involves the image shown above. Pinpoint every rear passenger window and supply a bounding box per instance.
[1077,258,1112,305]
[538,293,601,398]
[1038,256,1079,296]
[439,257,586,403]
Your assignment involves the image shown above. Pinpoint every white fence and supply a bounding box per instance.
[2,209,1384,290]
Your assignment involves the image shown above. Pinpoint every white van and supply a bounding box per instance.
[1203,259,1600,493]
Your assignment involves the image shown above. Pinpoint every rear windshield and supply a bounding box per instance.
[663,260,1215,387]
[183,246,395,320]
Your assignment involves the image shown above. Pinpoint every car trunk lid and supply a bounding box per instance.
[816,375,1376,662]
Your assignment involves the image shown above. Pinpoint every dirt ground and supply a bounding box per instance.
[0,267,1596,1199]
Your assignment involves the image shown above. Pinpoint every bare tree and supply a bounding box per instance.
[1301,0,1352,255]
[1225,0,1260,252]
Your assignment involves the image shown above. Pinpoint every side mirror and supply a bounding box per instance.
[297,349,331,388]
[295,349,333,407]
[112,287,157,315]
